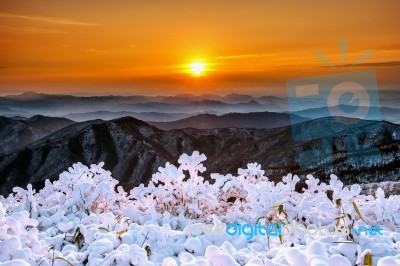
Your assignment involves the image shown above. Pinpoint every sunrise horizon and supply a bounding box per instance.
[1,1,399,96]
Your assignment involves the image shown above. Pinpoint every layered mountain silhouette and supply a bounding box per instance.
[2,91,400,123]
[293,105,400,124]
[149,112,308,130]
[65,111,195,122]
[0,91,286,117]
[0,116,399,195]
[0,115,75,155]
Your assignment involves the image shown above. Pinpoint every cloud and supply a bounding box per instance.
[0,25,67,34]
[320,61,400,68]
[346,61,400,68]
[215,53,271,59]
[86,48,109,54]
[0,12,98,26]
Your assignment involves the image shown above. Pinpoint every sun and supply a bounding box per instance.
[189,62,205,76]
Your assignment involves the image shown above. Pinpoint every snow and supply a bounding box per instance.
[0,151,400,265]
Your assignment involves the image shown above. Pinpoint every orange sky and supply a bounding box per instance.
[0,1,399,96]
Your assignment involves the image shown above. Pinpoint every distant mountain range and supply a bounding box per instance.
[65,111,196,122]
[0,115,399,195]
[0,91,283,111]
[117,99,269,113]
[0,91,287,118]
[0,92,399,195]
[149,112,308,130]
[293,105,400,124]
[1,91,399,123]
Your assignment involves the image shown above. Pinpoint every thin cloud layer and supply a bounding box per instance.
[0,12,98,26]
[215,53,271,59]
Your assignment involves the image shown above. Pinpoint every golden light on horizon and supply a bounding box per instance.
[189,62,206,76]
[0,1,399,95]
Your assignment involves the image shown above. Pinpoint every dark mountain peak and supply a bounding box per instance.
[26,114,74,123]
[111,116,156,127]
[190,99,223,105]
[221,93,254,103]
[0,116,13,123]
[27,117,158,151]
[7,91,45,100]
[200,93,220,99]
[21,91,39,96]
[24,115,75,132]
[198,113,218,118]
[245,100,263,105]
[26,114,48,122]
[4,91,76,101]
[0,115,76,156]
[149,111,308,130]
[108,116,164,137]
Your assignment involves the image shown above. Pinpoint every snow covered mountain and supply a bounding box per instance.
[0,115,75,155]
[0,116,399,195]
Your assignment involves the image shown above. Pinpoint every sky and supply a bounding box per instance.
[0,0,399,96]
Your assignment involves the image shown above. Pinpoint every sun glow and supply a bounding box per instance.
[189,62,205,76]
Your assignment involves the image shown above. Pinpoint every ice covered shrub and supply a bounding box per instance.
[129,152,219,222]
[212,163,269,222]
[213,163,267,203]
[30,162,122,220]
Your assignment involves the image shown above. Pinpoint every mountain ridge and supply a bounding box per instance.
[149,111,309,130]
[0,115,399,195]
[0,115,75,155]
